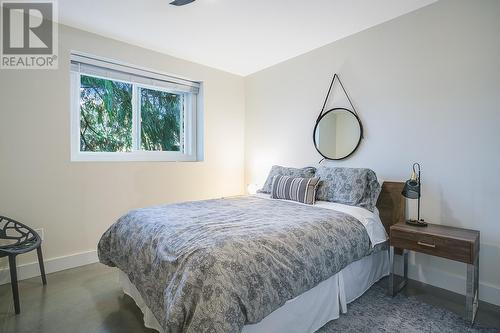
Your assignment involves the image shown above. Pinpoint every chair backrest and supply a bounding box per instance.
[0,216,40,252]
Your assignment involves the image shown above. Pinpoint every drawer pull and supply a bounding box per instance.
[417,241,436,248]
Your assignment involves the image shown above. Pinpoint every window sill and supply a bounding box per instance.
[70,151,198,162]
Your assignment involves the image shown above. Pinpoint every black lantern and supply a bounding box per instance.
[402,163,427,227]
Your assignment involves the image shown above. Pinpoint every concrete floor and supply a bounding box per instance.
[0,264,155,333]
[1,263,499,333]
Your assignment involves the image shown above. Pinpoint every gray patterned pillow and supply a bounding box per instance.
[315,166,381,212]
[271,175,320,205]
[259,165,316,194]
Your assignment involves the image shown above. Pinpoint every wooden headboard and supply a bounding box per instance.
[376,181,405,234]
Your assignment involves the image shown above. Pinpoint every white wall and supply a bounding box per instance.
[245,0,500,305]
[0,24,245,278]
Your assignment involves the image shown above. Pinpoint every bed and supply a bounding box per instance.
[98,181,405,333]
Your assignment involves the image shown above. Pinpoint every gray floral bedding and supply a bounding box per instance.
[98,195,377,333]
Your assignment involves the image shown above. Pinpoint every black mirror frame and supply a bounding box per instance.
[312,107,363,161]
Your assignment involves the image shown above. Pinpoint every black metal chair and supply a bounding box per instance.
[0,216,46,314]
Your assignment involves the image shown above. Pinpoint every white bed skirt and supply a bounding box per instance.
[118,250,389,333]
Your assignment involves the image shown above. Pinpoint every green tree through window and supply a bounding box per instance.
[79,75,184,153]
[80,76,132,152]
[140,88,183,151]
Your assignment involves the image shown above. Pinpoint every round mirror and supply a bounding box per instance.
[313,108,363,160]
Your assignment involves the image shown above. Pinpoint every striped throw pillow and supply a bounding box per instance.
[271,175,320,205]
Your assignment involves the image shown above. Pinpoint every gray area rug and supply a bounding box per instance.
[316,284,499,333]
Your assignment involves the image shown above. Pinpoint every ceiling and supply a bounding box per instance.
[59,0,436,76]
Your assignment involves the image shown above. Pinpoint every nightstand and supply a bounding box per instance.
[388,222,480,324]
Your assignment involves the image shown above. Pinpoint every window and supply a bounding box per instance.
[70,53,201,161]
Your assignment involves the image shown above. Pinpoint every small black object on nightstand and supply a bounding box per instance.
[401,162,427,227]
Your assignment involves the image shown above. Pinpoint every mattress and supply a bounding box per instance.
[118,249,389,333]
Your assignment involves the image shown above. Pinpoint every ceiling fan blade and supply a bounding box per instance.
[170,0,196,6]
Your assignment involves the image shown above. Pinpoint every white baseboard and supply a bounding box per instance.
[0,250,99,285]
[394,255,500,307]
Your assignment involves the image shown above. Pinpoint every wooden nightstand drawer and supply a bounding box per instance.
[390,223,479,265]
[391,229,472,264]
